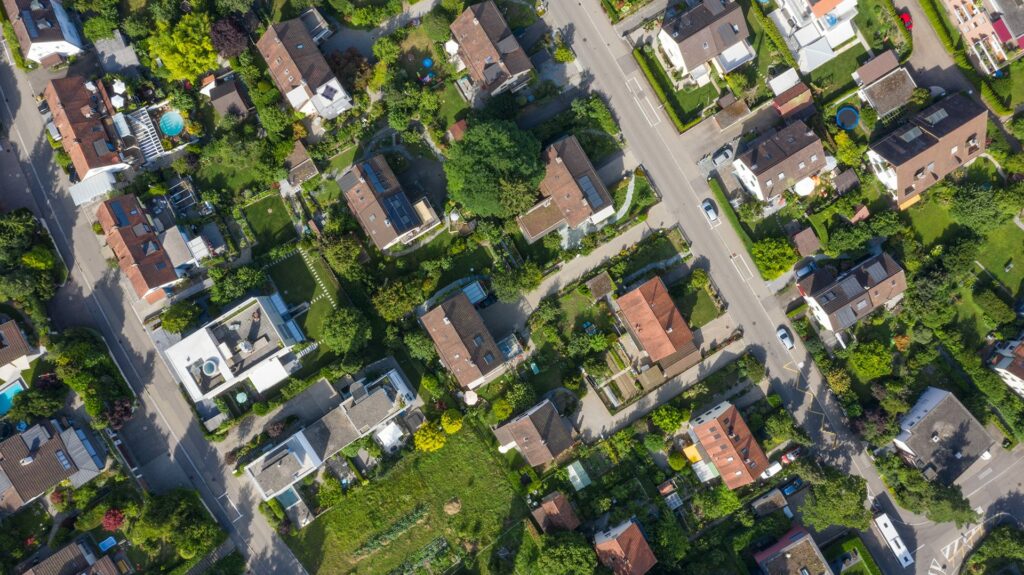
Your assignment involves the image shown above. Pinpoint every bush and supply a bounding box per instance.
[161,301,201,334]
[632,47,696,133]
[414,424,447,452]
[749,1,798,69]
[650,405,687,434]
[751,237,798,280]
[491,398,513,421]
[643,433,666,453]
[975,289,1016,326]
[667,450,687,471]
[440,409,463,434]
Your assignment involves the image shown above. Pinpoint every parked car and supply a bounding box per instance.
[900,12,912,29]
[711,144,733,166]
[37,100,50,116]
[701,199,718,222]
[781,447,803,464]
[777,326,795,350]
[929,85,947,99]
[781,478,805,496]
[760,461,783,480]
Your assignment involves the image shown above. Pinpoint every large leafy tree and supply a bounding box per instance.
[319,308,371,355]
[877,455,978,526]
[161,301,201,334]
[750,237,797,280]
[799,471,872,531]
[208,265,266,304]
[210,18,248,59]
[148,13,219,81]
[444,120,544,218]
[534,532,598,575]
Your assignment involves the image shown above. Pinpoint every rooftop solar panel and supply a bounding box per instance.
[577,175,606,209]
[362,162,386,194]
[381,193,420,233]
[22,11,39,38]
[111,201,129,227]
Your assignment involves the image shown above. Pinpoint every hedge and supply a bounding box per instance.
[707,175,754,253]
[632,47,704,133]
[0,4,35,71]
[917,0,1014,115]
[749,1,798,70]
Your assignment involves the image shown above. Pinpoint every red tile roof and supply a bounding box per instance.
[691,403,769,490]
[45,77,123,177]
[421,292,503,388]
[449,1,533,94]
[594,521,657,575]
[617,276,694,364]
[96,194,177,301]
[531,491,581,532]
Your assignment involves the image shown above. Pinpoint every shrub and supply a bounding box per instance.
[650,405,687,434]
[491,398,513,421]
[667,450,687,471]
[643,433,666,453]
[414,424,447,452]
[751,237,798,280]
[102,508,126,532]
[440,409,463,434]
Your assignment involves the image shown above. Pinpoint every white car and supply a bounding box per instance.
[777,327,795,350]
[759,461,783,480]
[701,199,718,222]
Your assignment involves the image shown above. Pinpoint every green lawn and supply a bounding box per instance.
[284,425,527,575]
[328,146,359,174]
[242,195,297,255]
[824,535,883,575]
[439,82,469,127]
[975,220,1024,296]
[809,43,869,103]
[727,0,779,106]
[906,199,955,247]
[394,232,494,286]
[619,228,689,280]
[670,282,722,328]
[559,290,615,333]
[674,82,720,120]
[854,0,909,56]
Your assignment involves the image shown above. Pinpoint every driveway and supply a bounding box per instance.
[892,0,973,95]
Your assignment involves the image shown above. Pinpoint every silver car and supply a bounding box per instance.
[777,327,795,350]
[711,145,733,166]
[701,199,718,222]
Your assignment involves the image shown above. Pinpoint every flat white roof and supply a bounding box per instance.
[769,68,800,96]
[70,172,116,206]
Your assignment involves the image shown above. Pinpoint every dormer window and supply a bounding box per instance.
[777,172,785,181]
[798,161,806,170]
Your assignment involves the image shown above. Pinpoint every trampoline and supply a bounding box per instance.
[836,106,860,130]
[159,110,185,137]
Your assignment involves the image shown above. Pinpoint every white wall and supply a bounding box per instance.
[657,30,688,72]
[866,150,898,192]
[732,159,766,201]
[26,40,83,64]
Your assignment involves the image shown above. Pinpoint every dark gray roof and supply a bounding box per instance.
[250,442,305,496]
[304,407,359,461]
[992,0,1024,36]
[345,387,398,434]
[901,389,994,485]
[798,253,905,330]
[735,120,822,176]
[833,169,860,194]
[871,93,986,166]
[661,0,748,70]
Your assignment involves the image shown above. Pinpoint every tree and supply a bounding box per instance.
[102,508,126,532]
[210,18,247,59]
[799,472,872,531]
[421,9,451,42]
[963,524,1024,574]
[951,183,1011,232]
[208,265,265,304]
[643,433,666,452]
[834,132,866,168]
[534,532,598,575]
[161,301,201,334]
[553,41,575,63]
[975,288,1016,326]
[414,424,447,452]
[751,237,797,280]
[668,450,687,471]
[319,308,371,354]
[504,381,536,412]
[692,484,742,520]
[824,368,852,396]
[372,279,423,322]
[214,0,254,15]
[83,15,117,41]
[441,409,463,434]
[317,476,345,509]
[7,386,66,422]
[650,404,687,434]
[148,13,219,81]
[764,410,811,445]
[689,268,710,290]
[877,455,978,526]
[491,398,512,421]
[841,340,892,381]
[491,261,543,301]
[444,120,544,217]
[653,502,690,564]
[403,331,437,362]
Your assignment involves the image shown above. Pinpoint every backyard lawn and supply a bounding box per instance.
[328,146,359,174]
[906,199,954,247]
[439,81,469,127]
[394,232,495,287]
[634,46,722,129]
[728,0,780,107]
[854,0,909,57]
[824,535,883,575]
[242,195,297,255]
[670,281,722,328]
[808,43,869,103]
[975,220,1024,295]
[284,425,527,575]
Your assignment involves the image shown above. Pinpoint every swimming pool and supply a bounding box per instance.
[0,379,27,416]
[276,487,300,509]
[159,110,185,137]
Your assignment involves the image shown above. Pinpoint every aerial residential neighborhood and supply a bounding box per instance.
[1,0,1024,572]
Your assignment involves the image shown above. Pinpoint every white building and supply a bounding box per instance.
[164,296,305,402]
[768,0,859,72]
[2,0,83,65]
[657,0,754,87]
[989,332,1024,399]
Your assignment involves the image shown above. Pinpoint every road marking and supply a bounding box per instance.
[728,253,754,281]
[626,76,642,95]
[632,95,660,127]
[782,362,800,373]
[929,558,947,574]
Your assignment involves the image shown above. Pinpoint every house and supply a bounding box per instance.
[833,169,860,195]
[45,77,132,183]
[991,0,1024,49]
[96,194,181,303]
[733,120,827,201]
[988,331,1024,399]
[256,18,352,120]
[852,50,917,119]
[789,227,820,257]
[773,82,815,121]
[493,399,575,468]
[893,387,994,485]
[768,0,859,73]
[285,140,320,187]
[447,118,468,142]
[688,401,769,490]
[868,93,987,209]
[2,0,82,66]
[421,292,519,389]
[615,276,700,372]
[753,526,834,575]
[164,296,305,403]
[247,368,420,502]
[0,319,42,385]
[23,540,118,575]
[797,252,906,338]
[448,1,533,96]
[339,155,441,251]
[937,0,1007,74]
[209,80,250,119]
[0,420,104,513]
[94,30,140,76]
[593,519,658,575]
[657,0,754,86]
[517,135,615,243]
[531,491,581,532]
[586,271,616,303]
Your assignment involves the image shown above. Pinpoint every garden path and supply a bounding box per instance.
[612,172,636,222]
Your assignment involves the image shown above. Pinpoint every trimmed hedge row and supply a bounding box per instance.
[749,0,799,70]
[707,175,754,253]
[917,0,1014,115]
[632,46,704,133]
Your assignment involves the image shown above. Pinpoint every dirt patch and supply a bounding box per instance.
[444,498,462,515]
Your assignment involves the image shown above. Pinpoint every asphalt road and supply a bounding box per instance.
[0,42,306,575]
[542,1,1023,574]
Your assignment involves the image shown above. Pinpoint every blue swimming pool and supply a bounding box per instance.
[276,487,300,509]
[0,379,26,416]
[159,110,185,137]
